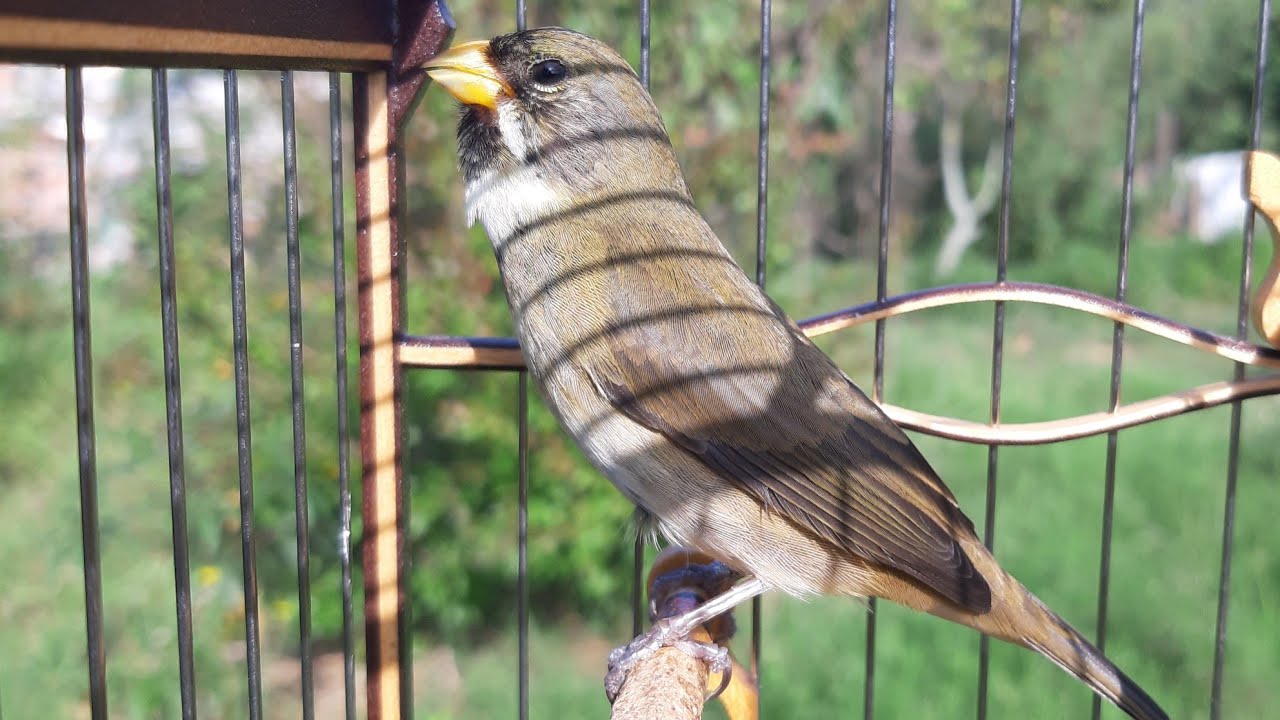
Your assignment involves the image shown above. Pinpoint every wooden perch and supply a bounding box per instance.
[608,627,714,719]
[608,548,758,720]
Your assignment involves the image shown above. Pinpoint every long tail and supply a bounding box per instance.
[874,533,1171,720]
[950,542,1169,720]
[1011,590,1168,720]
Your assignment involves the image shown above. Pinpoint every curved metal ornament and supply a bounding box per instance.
[400,187,1280,448]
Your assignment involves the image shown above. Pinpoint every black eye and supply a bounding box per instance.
[530,59,568,86]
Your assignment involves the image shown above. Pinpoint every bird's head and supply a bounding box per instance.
[425,28,686,199]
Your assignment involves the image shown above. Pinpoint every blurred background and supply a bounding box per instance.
[1,0,1278,717]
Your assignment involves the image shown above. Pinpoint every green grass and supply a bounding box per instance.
[3,249,1278,718]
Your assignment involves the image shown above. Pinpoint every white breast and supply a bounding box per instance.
[464,102,572,244]
[465,164,571,242]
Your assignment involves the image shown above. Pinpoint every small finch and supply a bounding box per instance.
[426,27,1167,720]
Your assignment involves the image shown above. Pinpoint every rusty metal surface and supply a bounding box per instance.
[390,0,456,130]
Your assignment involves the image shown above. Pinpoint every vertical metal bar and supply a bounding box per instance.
[639,0,651,89]
[517,373,530,720]
[152,67,198,720]
[754,0,772,291]
[751,0,773,694]
[1212,2,1270,717]
[65,64,108,720]
[328,70,358,720]
[1091,3,1147,718]
[632,0,653,643]
[632,538,645,637]
[514,5,531,718]
[280,70,316,720]
[977,2,1021,718]
[867,1,897,717]
[224,68,264,720]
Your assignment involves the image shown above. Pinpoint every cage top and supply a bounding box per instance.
[0,0,454,71]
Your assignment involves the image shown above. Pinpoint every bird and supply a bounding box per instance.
[424,27,1168,720]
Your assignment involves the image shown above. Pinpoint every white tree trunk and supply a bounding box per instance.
[934,108,1002,277]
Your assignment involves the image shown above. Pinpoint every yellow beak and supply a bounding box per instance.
[424,40,511,110]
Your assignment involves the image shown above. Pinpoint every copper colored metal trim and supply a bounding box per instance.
[885,374,1280,445]
[399,281,1280,370]
[0,16,390,70]
[355,5,454,719]
[397,334,522,369]
[801,281,1280,368]
[355,70,403,720]
[397,281,1280,445]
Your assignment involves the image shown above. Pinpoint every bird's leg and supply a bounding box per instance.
[605,575,767,702]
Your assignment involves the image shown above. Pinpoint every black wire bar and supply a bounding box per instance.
[151,67,198,720]
[976,1,1022,717]
[1092,2,1147,718]
[632,0,653,641]
[280,69,316,720]
[1212,2,1271,718]
[866,0,898,716]
[514,7,530,720]
[517,372,531,720]
[752,0,773,690]
[328,70,358,720]
[65,64,108,720]
[224,68,265,720]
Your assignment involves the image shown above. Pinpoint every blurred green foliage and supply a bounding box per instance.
[1,0,1279,717]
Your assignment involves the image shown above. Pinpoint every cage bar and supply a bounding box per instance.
[223,67,265,720]
[328,69,359,720]
[150,66,199,720]
[1212,2,1272,718]
[632,0,653,640]
[867,1,899,717]
[517,372,531,720]
[1092,2,1148,718]
[279,68,317,720]
[977,1,1022,716]
[64,63,108,720]
[751,0,773,691]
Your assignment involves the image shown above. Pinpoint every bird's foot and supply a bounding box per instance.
[603,617,732,703]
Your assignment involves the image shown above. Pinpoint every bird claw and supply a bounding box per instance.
[604,617,732,703]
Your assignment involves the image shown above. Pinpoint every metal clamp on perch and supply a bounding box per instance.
[608,548,758,720]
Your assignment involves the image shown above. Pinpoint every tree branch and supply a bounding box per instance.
[607,548,757,720]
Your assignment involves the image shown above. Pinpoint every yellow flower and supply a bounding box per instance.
[196,565,222,588]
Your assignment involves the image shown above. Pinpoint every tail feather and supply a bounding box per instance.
[1023,632,1167,720]
[941,540,1170,720]
[1016,594,1168,720]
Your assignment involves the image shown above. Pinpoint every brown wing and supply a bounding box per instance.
[585,296,991,613]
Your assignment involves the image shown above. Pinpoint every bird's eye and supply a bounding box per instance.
[530,59,568,87]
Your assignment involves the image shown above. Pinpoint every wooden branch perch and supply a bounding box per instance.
[607,548,758,720]
[609,628,714,719]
